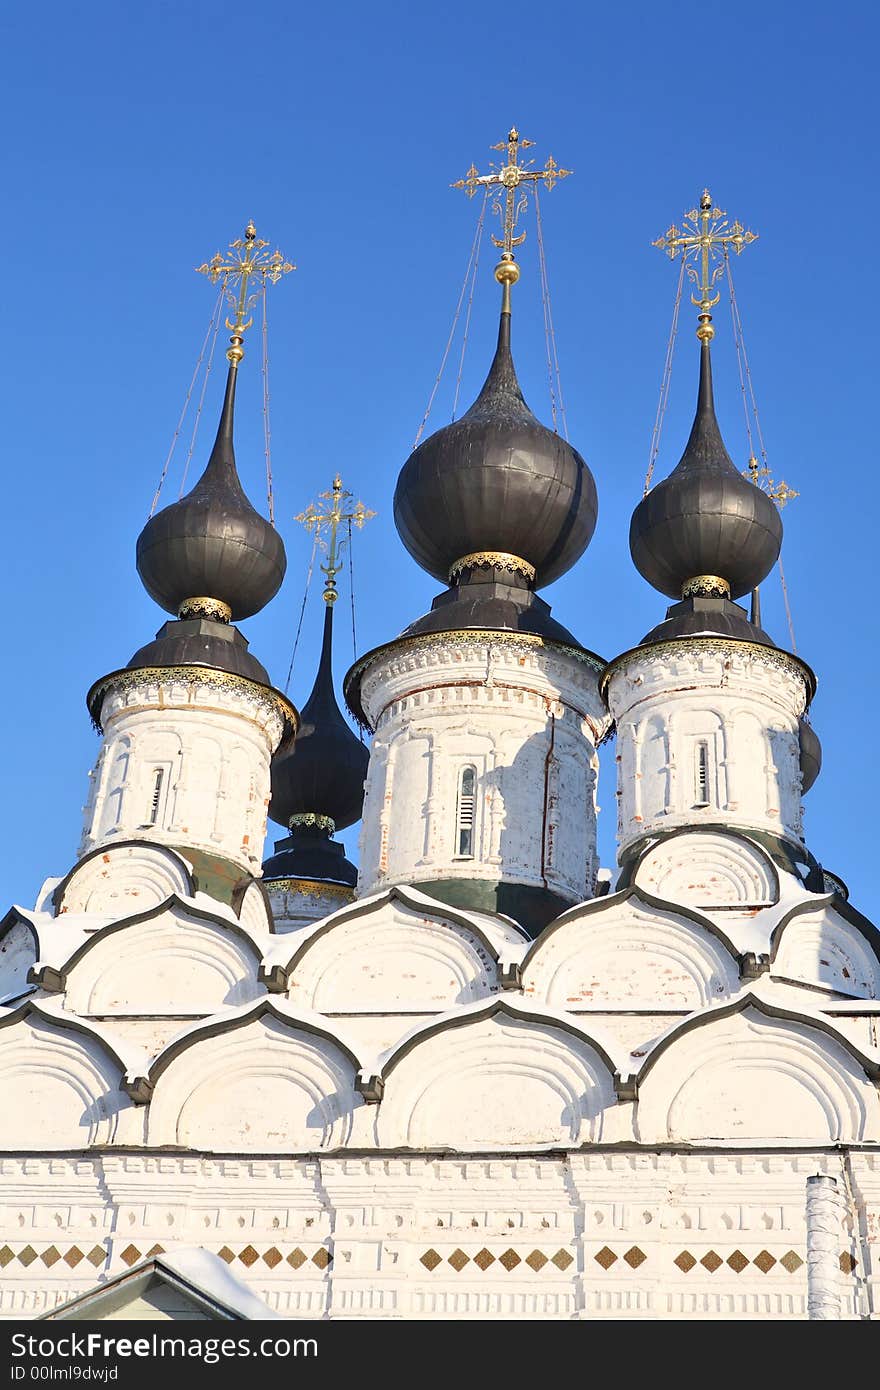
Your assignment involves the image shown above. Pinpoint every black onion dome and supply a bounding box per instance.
[136,365,286,621]
[269,603,369,832]
[393,308,597,589]
[799,717,822,794]
[630,342,782,600]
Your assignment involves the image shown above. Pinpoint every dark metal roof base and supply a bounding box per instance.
[262,825,358,888]
[640,596,775,648]
[410,877,575,939]
[402,568,581,647]
[128,617,270,684]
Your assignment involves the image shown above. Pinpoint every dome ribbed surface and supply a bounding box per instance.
[393,310,597,589]
[630,342,782,601]
[137,366,286,621]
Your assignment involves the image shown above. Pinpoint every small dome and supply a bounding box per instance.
[630,342,782,600]
[393,309,597,589]
[137,366,286,622]
[799,717,822,794]
[269,603,369,833]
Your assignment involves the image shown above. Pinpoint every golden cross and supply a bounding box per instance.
[653,190,757,335]
[746,455,799,508]
[295,475,376,604]
[196,220,295,364]
[452,126,571,263]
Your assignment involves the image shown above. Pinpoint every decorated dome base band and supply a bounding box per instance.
[682,574,731,600]
[178,596,233,623]
[288,812,336,834]
[448,551,536,585]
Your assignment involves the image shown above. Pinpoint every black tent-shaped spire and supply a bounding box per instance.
[268,601,369,834]
[263,599,368,889]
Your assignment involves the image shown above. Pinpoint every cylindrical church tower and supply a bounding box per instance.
[346,237,609,935]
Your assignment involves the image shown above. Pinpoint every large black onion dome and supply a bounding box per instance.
[269,603,369,832]
[136,365,286,621]
[799,717,822,794]
[393,308,597,589]
[630,342,782,600]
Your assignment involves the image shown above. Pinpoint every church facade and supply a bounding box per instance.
[1,180,877,1322]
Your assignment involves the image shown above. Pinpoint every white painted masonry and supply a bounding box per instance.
[356,633,609,905]
[81,670,289,875]
[605,639,811,853]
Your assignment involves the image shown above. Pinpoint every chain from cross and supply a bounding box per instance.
[295,475,376,604]
[653,190,758,320]
[196,221,295,364]
[746,456,798,508]
[451,127,571,260]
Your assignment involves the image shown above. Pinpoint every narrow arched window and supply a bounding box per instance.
[148,767,165,826]
[694,741,710,807]
[456,766,476,858]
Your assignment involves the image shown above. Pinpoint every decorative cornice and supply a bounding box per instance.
[682,574,730,599]
[288,813,335,834]
[87,665,299,739]
[264,878,354,899]
[345,629,606,732]
[177,596,233,623]
[448,551,536,584]
[600,637,816,706]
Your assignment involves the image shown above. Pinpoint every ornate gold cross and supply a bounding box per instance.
[653,190,757,333]
[296,475,376,604]
[746,456,798,507]
[452,126,571,262]
[196,220,295,363]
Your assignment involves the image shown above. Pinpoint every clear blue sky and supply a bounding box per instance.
[2,2,875,917]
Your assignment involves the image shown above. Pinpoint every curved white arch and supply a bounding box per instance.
[522,892,739,1009]
[635,1002,880,1144]
[771,898,880,999]
[147,1011,361,1151]
[0,1012,132,1148]
[376,1002,618,1150]
[55,842,194,917]
[633,831,779,908]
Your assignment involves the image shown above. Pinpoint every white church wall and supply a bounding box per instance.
[0,1150,874,1320]
[631,830,780,910]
